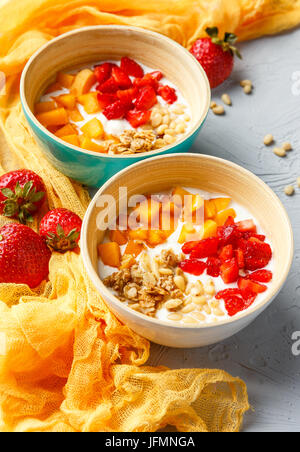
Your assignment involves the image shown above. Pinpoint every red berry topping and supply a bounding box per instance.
[111,66,132,89]
[241,237,272,270]
[220,258,239,284]
[206,256,221,277]
[157,84,177,104]
[179,259,207,276]
[219,244,233,262]
[0,223,51,288]
[190,27,241,89]
[236,219,257,233]
[97,77,119,93]
[149,71,163,82]
[216,289,242,300]
[39,208,82,253]
[116,87,138,106]
[103,100,128,120]
[0,169,46,224]
[125,109,151,128]
[224,296,246,317]
[247,270,273,283]
[238,277,267,298]
[187,237,219,259]
[97,93,117,109]
[120,57,144,78]
[134,85,157,111]
[133,74,159,91]
[94,62,115,84]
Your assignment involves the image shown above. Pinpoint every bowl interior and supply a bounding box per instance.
[83,153,293,327]
[22,26,210,146]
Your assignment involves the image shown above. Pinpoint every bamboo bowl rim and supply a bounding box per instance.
[81,153,294,330]
[20,25,211,159]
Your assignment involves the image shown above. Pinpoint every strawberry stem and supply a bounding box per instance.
[206,27,242,59]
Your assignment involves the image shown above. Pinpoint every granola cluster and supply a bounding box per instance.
[107,130,156,155]
[103,249,226,323]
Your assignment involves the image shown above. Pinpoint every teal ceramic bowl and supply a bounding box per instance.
[20,26,210,188]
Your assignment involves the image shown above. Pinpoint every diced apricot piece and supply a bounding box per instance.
[77,92,100,114]
[128,229,148,242]
[147,230,167,247]
[125,240,145,257]
[178,223,202,244]
[57,72,75,88]
[45,82,62,94]
[105,133,120,144]
[61,134,80,146]
[211,197,231,213]
[172,186,192,204]
[98,242,121,268]
[68,108,84,122]
[81,118,104,139]
[54,94,76,110]
[71,69,96,96]
[35,101,57,114]
[215,208,237,226]
[109,229,128,246]
[135,199,161,227]
[55,124,78,138]
[47,125,60,134]
[79,136,107,153]
[201,219,218,239]
[36,108,68,127]
[204,199,217,219]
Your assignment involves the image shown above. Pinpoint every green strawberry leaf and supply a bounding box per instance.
[22,181,34,199]
[1,188,15,198]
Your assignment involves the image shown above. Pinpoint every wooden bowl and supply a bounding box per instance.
[20,26,210,187]
[81,153,294,348]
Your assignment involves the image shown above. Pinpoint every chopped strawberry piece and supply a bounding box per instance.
[111,66,132,89]
[179,259,207,276]
[247,270,273,283]
[242,238,272,270]
[220,258,239,284]
[216,288,242,300]
[97,77,119,93]
[224,216,235,226]
[206,256,221,277]
[225,296,246,317]
[219,244,233,261]
[133,74,159,91]
[243,232,266,242]
[157,84,178,104]
[103,100,127,120]
[149,71,163,82]
[187,237,218,259]
[134,86,157,111]
[120,57,144,78]
[236,219,257,233]
[94,63,115,84]
[116,87,138,106]
[217,222,241,247]
[235,248,245,269]
[126,109,151,128]
[97,93,117,109]
[238,277,267,296]
[182,240,202,254]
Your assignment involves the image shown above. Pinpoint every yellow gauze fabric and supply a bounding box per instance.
[1,0,298,432]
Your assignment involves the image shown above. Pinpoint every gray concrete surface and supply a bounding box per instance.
[147,27,300,432]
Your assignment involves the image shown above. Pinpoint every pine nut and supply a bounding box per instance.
[243,85,252,94]
[181,304,195,314]
[192,295,207,306]
[167,313,183,321]
[192,312,206,321]
[282,142,292,151]
[210,101,217,109]
[157,124,168,135]
[273,147,286,157]
[159,268,173,275]
[184,114,191,122]
[164,128,175,136]
[284,185,295,196]
[204,280,215,296]
[297,177,300,188]
[203,304,212,315]
[210,299,220,309]
[162,114,170,125]
[240,80,252,87]
[263,134,274,146]
[174,275,186,292]
[175,124,186,134]
[183,316,198,324]
[165,298,183,310]
[151,113,162,128]
[190,281,204,296]
[169,121,177,129]
[212,105,225,115]
[213,308,225,317]
[221,93,232,106]
[164,134,176,144]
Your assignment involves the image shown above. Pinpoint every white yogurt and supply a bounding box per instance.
[98,188,274,324]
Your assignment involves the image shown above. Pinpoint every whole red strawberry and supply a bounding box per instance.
[0,223,51,288]
[0,169,46,224]
[39,208,82,252]
[190,27,242,88]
